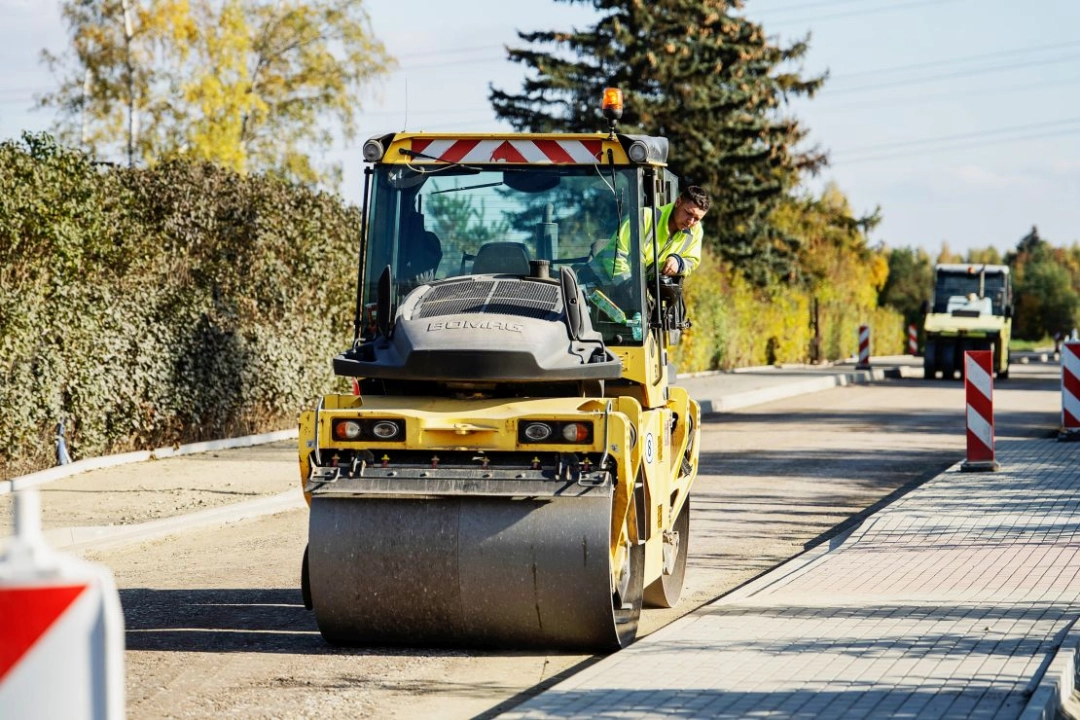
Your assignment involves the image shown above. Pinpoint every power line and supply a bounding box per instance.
[834,117,1080,162]
[751,0,872,17]
[803,75,1080,115]
[764,0,958,28]
[837,126,1080,164]
[840,116,1080,154]
[828,40,1080,84]
[826,52,1080,95]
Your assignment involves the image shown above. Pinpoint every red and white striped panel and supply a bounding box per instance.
[858,324,870,365]
[409,138,604,164]
[908,324,918,355]
[1062,341,1080,432]
[964,350,995,463]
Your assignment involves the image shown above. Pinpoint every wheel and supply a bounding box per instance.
[941,341,956,380]
[923,340,938,379]
[644,497,690,608]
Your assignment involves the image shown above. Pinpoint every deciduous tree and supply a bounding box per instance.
[39,0,394,184]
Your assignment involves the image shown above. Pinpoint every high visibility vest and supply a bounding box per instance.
[587,203,702,282]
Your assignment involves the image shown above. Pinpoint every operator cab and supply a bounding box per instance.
[353,137,683,350]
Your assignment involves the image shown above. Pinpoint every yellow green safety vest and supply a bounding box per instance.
[587,203,703,282]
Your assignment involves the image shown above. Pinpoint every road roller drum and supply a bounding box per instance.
[307,490,642,650]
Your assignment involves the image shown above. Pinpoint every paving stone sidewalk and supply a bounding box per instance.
[504,437,1080,719]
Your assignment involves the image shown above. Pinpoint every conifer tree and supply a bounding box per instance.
[489,0,827,284]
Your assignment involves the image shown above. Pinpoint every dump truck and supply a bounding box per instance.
[296,90,701,651]
[922,263,1012,380]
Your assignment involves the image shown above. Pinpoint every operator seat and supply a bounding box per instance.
[472,242,531,275]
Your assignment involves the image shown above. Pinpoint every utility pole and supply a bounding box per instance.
[121,0,137,168]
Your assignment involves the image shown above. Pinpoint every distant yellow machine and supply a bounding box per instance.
[922,263,1013,379]
[297,90,701,650]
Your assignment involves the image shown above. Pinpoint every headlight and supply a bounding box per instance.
[627,141,649,163]
[523,422,553,441]
[331,418,403,441]
[362,138,386,162]
[518,420,593,444]
[371,420,402,439]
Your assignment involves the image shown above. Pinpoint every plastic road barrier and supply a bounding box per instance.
[0,489,125,719]
[856,324,871,369]
[961,349,999,471]
[1061,341,1080,441]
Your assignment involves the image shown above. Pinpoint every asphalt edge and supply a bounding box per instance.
[0,428,299,496]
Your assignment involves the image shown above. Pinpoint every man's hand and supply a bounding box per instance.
[660,256,681,276]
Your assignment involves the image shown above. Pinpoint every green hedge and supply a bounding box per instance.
[1,133,904,481]
[675,249,904,371]
[0,134,359,480]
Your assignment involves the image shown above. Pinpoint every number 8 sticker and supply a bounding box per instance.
[645,432,654,464]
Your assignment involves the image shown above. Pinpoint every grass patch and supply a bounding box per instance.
[1010,336,1054,351]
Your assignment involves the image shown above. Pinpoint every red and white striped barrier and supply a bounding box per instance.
[0,490,125,718]
[908,324,918,355]
[1060,341,1080,441]
[961,350,999,471]
[856,324,871,368]
[410,137,604,164]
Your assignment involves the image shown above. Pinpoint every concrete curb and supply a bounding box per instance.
[696,368,891,414]
[1019,620,1080,720]
[0,428,299,496]
[40,490,306,553]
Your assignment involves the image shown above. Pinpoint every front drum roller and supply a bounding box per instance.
[307,490,643,651]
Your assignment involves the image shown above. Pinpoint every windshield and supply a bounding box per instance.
[933,270,1010,314]
[361,164,646,343]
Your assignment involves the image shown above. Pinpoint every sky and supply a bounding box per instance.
[2,0,1078,258]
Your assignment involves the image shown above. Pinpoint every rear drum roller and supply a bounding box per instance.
[643,497,690,608]
[307,486,643,651]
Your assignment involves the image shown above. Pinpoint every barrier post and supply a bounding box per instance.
[856,324,871,369]
[1059,341,1080,441]
[908,323,918,355]
[0,489,125,718]
[961,349,999,471]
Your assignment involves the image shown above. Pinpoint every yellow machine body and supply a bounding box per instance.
[298,118,702,650]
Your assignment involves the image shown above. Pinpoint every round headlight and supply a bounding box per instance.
[562,423,590,442]
[371,420,401,439]
[627,141,649,163]
[363,139,386,162]
[335,420,362,440]
[523,422,553,441]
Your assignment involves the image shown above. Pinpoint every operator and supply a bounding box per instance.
[585,185,711,285]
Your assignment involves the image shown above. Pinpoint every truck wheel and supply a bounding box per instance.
[941,342,956,380]
[923,340,937,379]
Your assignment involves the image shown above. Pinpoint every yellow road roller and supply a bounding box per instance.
[297,91,702,651]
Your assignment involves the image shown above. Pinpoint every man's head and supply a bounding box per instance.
[670,185,711,233]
